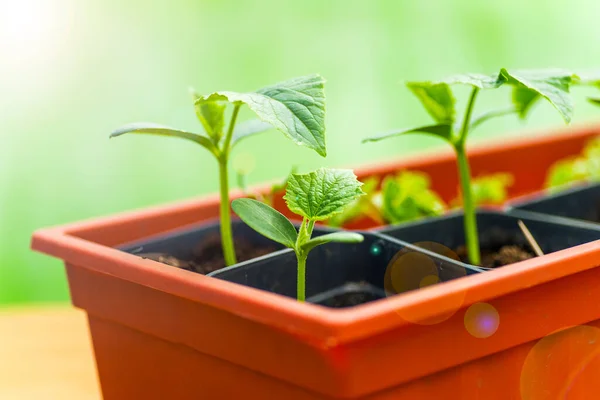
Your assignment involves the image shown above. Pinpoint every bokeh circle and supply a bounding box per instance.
[464,302,500,339]
[385,241,468,325]
[521,325,600,399]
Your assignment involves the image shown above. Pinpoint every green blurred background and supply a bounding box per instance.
[1,0,600,305]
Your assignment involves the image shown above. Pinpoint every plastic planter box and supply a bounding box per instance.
[209,232,482,306]
[31,124,600,399]
[378,209,600,269]
[118,218,336,274]
[508,181,600,226]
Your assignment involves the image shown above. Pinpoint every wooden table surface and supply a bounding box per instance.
[0,306,101,400]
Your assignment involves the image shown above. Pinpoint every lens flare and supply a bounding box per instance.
[386,242,467,325]
[464,303,499,339]
[521,325,600,399]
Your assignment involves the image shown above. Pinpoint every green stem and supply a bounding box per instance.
[455,144,480,265]
[222,103,241,153]
[306,219,315,236]
[297,252,307,302]
[218,159,237,266]
[457,87,479,146]
[218,103,242,266]
[454,87,481,265]
[294,218,313,302]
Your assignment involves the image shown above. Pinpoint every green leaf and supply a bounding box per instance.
[442,73,505,89]
[284,168,365,221]
[231,119,273,148]
[544,137,600,190]
[500,68,575,123]
[110,123,219,157]
[584,138,600,180]
[471,173,513,205]
[300,231,364,253]
[545,158,589,190]
[231,198,298,248]
[196,74,327,157]
[470,107,518,131]
[512,85,540,119]
[362,124,453,144]
[381,171,446,224]
[406,82,455,123]
[194,96,226,142]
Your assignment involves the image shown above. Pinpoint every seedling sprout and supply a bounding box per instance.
[110,75,327,267]
[232,168,365,301]
[364,69,577,265]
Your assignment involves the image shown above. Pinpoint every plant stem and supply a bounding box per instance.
[455,143,481,265]
[218,103,242,266]
[295,217,313,302]
[457,87,479,146]
[307,219,315,236]
[297,252,307,302]
[218,159,237,266]
[454,87,481,265]
[222,103,241,153]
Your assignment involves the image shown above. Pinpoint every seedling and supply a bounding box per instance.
[364,69,576,265]
[232,168,365,301]
[110,75,326,266]
[452,173,514,207]
[546,137,600,190]
[327,171,445,227]
[329,171,512,228]
[379,171,446,224]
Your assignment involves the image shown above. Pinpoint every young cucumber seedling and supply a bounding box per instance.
[110,75,326,267]
[545,136,600,190]
[327,170,512,228]
[232,168,365,301]
[364,69,577,265]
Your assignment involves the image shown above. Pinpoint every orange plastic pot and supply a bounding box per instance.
[31,124,600,399]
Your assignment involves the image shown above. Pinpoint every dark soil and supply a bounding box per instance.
[138,233,276,275]
[456,244,534,268]
[327,291,382,308]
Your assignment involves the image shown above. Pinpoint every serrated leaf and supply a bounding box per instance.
[196,74,327,157]
[442,73,505,89]
[231,198,298,248]
[231,119,273,148]
[500,68,575,123]
[300,232,364,253]
[284,168,365,221]
[406,82,455,123]
[110,123,219,157]
[362,124,453,144]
